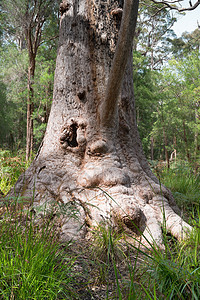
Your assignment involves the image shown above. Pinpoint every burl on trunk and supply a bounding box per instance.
[10,0,191,247]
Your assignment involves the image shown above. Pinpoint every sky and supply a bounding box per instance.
[171,0,200,36]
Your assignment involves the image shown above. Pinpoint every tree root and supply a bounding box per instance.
[58,187,192,248]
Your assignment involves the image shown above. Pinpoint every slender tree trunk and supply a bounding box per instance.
[26,102,34,160]
[182,120,190,162]
[10,0,191,247]
[173,135,177,164]
[26,55,35,161]
[151,136,154,161]
[194,107,199,161]
[163,128,170,169]
[159,106,169,168]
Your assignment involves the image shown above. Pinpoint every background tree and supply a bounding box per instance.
[133,25,200,164]
[169,28,200,57]
[133,1,177,160]
[0,43,57,151]
[150,49,200,167]
[0,81,9,146]
[0,44,28,149]
[133,51,160,158]
[1,0,59,160]
[136,0,176,69]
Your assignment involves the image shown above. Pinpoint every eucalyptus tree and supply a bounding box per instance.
[133,51,160,158]
[0,81,9,146]
[153,51,200,164]
[1,0,60,160]
[169,28,200,57]
[136,0,176,70]
[11,0,199,247]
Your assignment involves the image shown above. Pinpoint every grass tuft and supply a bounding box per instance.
[0,198,78,299]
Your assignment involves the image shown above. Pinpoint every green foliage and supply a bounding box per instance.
[149,50,200,163]
[88,213,200,299]
[0,81,10,145]
[0,0,59,152]
[143,220,200,300]
[32,46,56,148]
[92,223,124,263]
[0,149,28,194]
[1,0,59,42]
[0,199,77,299]
[0,36,57,151]
[169,28,200,58]
[133,24,200,163]
[133,51,160,157]
[156,161,200,213]
[0,44,27,149]
[136,0,177,69]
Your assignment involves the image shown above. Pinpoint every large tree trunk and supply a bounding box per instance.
[11,0,191,247]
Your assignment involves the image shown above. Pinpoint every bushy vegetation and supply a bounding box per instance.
[157,162,200,213]
[0,149,27,194]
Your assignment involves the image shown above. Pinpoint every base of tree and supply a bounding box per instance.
[10,151,192,249]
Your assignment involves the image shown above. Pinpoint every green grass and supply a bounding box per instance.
[88,165,200,299]
[97,218,200,299]
[2,202,199,299]
[0,149,30,194]
[143,230,200,299]
[0,199,78,299]
[154,161,200,213]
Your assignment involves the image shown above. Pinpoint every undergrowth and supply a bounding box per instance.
[0,149,31,194]
[0,198,79,299]
[153,160,200,214]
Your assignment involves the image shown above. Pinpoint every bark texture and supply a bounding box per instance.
[11,0,191,247]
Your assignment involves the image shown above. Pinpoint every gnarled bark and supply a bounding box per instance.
[10,0,192,247]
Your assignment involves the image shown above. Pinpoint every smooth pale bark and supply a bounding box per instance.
[10,0,192,247]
